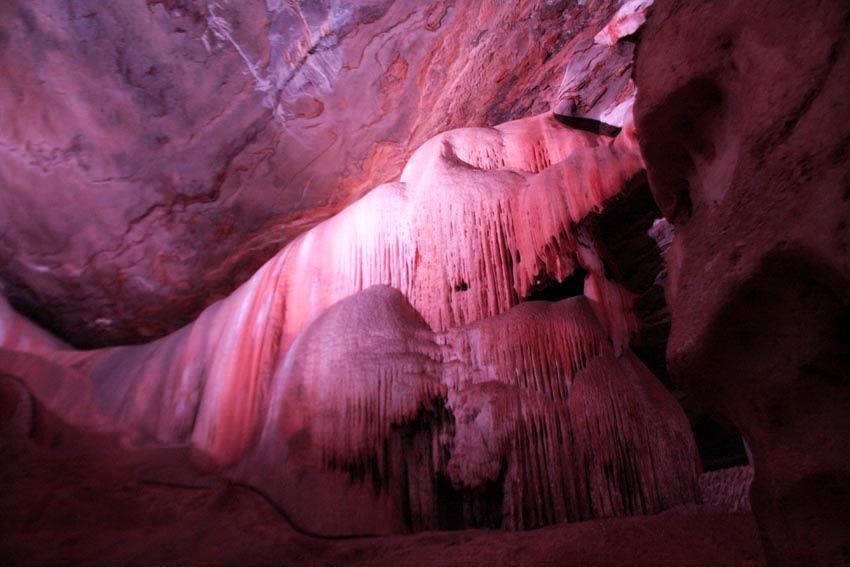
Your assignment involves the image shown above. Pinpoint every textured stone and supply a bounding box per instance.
[635,1,850,565]
[593,0,653,46]
[244,287,698,534]
[9,112,643,458]
[6,0,829,560]
[0,0,623,347]
[552,0,652,129]
[699,466,753,513]
[0,109,698,535]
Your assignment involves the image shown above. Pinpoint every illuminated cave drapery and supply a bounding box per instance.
[0,110,699,535]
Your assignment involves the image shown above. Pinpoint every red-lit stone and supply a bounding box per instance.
[0,0,626,347]
[635,1,850,565]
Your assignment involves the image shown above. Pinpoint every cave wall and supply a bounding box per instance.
[634,1,850,565]
[6,1,845,564]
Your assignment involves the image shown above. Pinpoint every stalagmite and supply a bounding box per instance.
[242,286,699,534]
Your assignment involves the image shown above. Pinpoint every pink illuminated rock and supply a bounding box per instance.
[553,1,652,128]
[243,287,698,534]
[0,107,697,536]
[0,0,625,347]
[3,283,698,536]
[593,0,653,46]
[2,0,839,561]
[14,113,643,467]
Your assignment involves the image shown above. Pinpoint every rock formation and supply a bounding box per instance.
[0,106,700,536]
[3,0,845,565]
[0,0,629,347]
[244,287,697,534]
[635,1,850,565]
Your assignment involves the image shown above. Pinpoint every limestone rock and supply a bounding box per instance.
[244,287,699,534]
[635,1,850,565]
[0,109,698,536]
[553,0,653,129]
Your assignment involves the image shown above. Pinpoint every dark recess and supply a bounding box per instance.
[691,414,750,471]
[522,267,588,302]
[554,115,622,137]
[582,179,672,382]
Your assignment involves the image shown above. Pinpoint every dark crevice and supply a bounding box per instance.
[587,180,663,294]
[580,180,672,382]
[690,414,750,472]
[522,267,588,302]
[553,114,622,137]
[393,402,507,531]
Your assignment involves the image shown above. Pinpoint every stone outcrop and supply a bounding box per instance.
[553,0,651,129]
[634,1,850,565]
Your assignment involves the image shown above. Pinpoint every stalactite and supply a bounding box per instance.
[0,109,698,537]
[1,111,644,467]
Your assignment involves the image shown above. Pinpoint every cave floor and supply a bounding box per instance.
[0,426,766,567]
